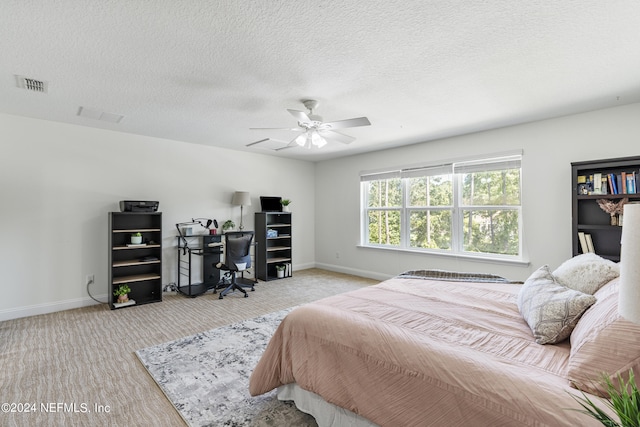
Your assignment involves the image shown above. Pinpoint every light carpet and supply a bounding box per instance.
[135,307,317,427]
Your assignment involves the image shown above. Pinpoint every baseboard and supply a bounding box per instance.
[313,262,390,282]
[0,295,108,322]
[0,264,383,322]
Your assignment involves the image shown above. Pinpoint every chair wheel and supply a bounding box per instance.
[219,295,223,299]
[244,293,248,298]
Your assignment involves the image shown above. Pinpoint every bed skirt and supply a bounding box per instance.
[277,384,378,427]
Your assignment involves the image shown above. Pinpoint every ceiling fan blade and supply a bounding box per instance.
[323,116,371,130]
[275,137,301,151]
[274,145,296,151]
[287,109,311,123]
[246,138,291,150]
[319,130,356,144]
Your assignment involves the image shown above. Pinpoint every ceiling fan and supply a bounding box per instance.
[248,100,371,150]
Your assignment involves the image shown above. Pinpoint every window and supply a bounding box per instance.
[361,153,522,259]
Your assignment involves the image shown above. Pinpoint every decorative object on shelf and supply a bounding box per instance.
[231,191,251,230]
[281,199,292,212]
[222,220,235,232]
[620,203,640,324]
[275,264,286,278]
[131,232,142,244]
[113,284,131,304]
[597,198,628,226]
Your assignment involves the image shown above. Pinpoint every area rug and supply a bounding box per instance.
[135,307,317,427]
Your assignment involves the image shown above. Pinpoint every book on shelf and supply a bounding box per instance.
[578,232,589,254]
[113,299,136,308]
[585,234,595,254]
[593,173,602,194]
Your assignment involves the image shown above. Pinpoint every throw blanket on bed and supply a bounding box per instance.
[396,269,524,283]
[249,276,603,427]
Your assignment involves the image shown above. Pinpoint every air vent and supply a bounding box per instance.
[77,106,124,124]
[15,75,48,93]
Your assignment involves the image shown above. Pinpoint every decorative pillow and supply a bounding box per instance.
[568,278,640,397]
[517,265,597,345]
[552,253,619,295]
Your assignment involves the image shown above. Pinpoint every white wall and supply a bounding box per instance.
[315,102,640,282]
[0,113,315,320]
[2,102,639,320]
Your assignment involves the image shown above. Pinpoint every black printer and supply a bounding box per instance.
[119,200,159,212]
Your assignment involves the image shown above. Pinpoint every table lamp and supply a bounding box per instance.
[232,191,251,230]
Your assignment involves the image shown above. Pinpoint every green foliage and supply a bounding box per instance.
[132,232,142,237]
[571,370,640,427]
[364,168,521,255]
[281,199,291,206]
[113,284,131,296]
[222,220,235,230]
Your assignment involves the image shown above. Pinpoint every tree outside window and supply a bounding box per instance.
[361,154,522,259]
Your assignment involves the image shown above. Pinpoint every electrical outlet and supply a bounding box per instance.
[86,274,95,285]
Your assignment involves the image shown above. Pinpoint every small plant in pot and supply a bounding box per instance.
[131,232,142,244]
[281,199,292,212]
[222,220,235,232]
[275,264,286,278]
[113,284,131,304]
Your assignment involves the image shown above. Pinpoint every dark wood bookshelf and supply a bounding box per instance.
[572,156,640,261]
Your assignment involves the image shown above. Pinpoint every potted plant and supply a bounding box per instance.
[281,199,292,212]
[113,284,131,304]
[131,232,142,244]
[222,220,235,232]
[275,264,286,278]
[571,369,640,426]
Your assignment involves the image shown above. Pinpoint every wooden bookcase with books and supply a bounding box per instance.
[572,156,640,261]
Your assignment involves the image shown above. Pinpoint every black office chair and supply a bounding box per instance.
[215,231,255,299]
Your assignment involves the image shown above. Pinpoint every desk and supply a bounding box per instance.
[176,234,224,297]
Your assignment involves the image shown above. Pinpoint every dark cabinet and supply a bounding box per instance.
[255,212,292,281]
[572,156,640,261]
[108,212,163,309]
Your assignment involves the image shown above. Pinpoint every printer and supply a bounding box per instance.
[119,200,159,212]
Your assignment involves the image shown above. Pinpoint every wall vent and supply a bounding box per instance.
[15,75,48,93]
[77,106,124,124]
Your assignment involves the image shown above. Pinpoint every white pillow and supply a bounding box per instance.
[553,253,619,295]
[518,265,597,345]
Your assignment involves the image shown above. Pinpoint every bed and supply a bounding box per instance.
[249,255,640,427]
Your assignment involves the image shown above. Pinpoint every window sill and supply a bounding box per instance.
[357,244,530,267]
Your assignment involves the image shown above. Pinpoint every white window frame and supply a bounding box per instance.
[360,151,523,262]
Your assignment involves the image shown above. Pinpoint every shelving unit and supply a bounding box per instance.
[255,212,292,281]
[108,212,163,309]
[572,156,640,261]
[176,234,223,297]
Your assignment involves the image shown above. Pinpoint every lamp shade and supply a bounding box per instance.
[231,191,251,206]
[619,203,640,324]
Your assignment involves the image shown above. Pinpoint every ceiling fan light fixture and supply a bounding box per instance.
[295,134,307,146]
[311,131,326,147]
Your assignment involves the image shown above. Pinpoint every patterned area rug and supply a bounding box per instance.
[135,308,317,427]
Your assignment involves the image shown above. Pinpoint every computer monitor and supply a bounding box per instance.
[260,196,282,212]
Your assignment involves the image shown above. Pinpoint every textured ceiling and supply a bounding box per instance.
[2,1,640,161]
